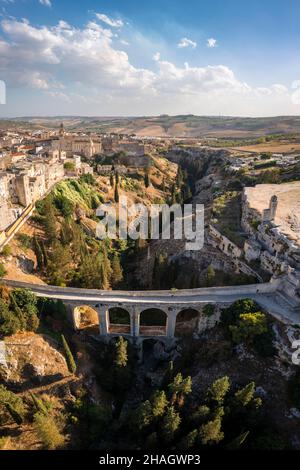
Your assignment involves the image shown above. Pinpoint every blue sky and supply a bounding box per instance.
[0,0,300,116]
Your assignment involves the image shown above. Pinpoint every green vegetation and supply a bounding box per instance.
[61,334,77,374]
[1,245,11,257]
[0,263,6,278]
[0,288,39,337]
[34,412,65,450]
[17,233,32,250]
[0,385,26,425]
[212,191,244,248]
[221,299,275,356]
[64,161,75,172]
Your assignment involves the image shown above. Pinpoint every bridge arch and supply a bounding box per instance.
[108,307,131,335]
[73,305,99,333]
[139,308,167,336]
[175,308,199,337]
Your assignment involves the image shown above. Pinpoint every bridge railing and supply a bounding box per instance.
[2,278,280,299]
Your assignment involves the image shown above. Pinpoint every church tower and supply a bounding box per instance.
[59,122,65,137]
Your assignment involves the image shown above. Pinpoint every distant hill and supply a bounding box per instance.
[3,114,300,137]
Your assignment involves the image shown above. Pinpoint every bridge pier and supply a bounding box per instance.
[96,306,109,336]
[130,308,140,337]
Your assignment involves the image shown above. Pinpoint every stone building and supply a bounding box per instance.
[242,183,300,278]
[52,124,102,159]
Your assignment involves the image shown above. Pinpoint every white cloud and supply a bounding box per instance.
[46,91,71,102]
[177,37,197,49]
[207,38,217,48]
[39,0,52,7]
[120,39,130,46]
[95,13,123,28]
[0,17,296,116]
[271,84,288,94]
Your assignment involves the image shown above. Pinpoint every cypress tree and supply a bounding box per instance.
[111,252,123,287]
[4,402,23,425]
[30,392,48,415]
[61,335,76,374]
[33,237,44,271]
[114,184,119,203]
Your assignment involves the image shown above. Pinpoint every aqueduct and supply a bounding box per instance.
[3,274,300,342]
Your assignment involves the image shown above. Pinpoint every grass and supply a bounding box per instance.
[52,179,103,211]
[212,191,245,248]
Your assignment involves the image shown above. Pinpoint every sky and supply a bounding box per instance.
[0,0,300,117]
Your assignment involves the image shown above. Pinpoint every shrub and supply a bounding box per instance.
[203,304,215,317]
[1,245,11,257]
[0,385,26,424]
[0,263,7,278]
[64,161,75,172]
[17,234,32,250]
[229,312,268,344]
[34,413,65,449]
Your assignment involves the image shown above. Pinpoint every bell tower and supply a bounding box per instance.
[59,122,65,137]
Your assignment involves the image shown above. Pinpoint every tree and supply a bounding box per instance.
[178,429,198,450]
[1,245,11,257]
[34,413,65,450]
[111,252,123,287]
[0,263,6,278]
[221,298,258,327]
[10,288,39,332]
[199,417,224,445]
[162,406,181,442]
[33,237,44,270]
[191,405,210,425]
[42,196,57,243]
[0,385,26,424]
[30,392,48,415]
[229,312,267,344]
[47,241,71,285]
[134,400,152,431]
[0,300,21,336]
[234,382,256,407]
[61,334,77,374]
[114,183,119,203]
[110,174,114,187]
[55,195,74,218]
[207,376,230,404]
[144,169,150,188]
[4,402,23,425]
[114,336,128,368]
[169,373,192,406]
[151,390,168,418]
[206,265,215,287]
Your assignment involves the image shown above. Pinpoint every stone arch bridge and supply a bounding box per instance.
[3,276,300,343]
